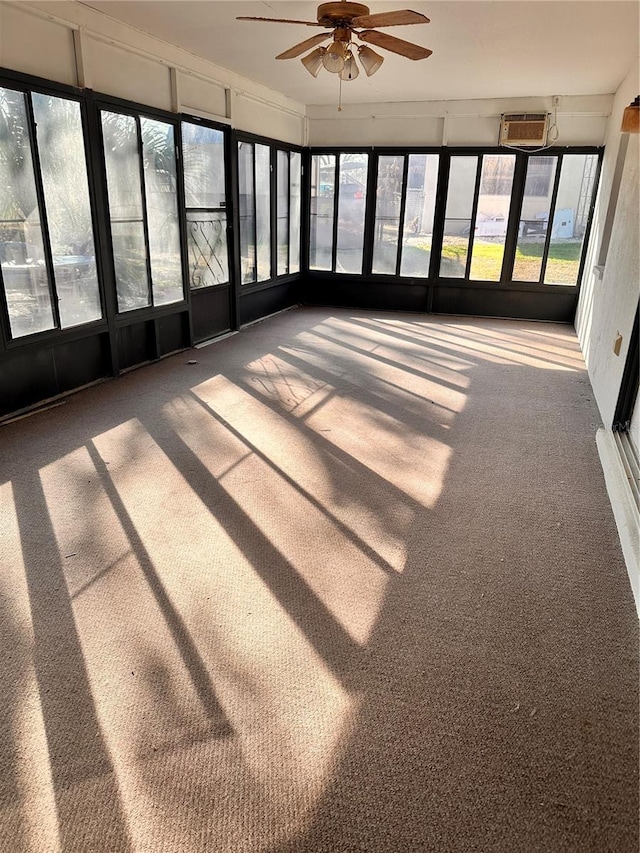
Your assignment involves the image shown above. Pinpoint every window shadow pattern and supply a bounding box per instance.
[0,306,637,852]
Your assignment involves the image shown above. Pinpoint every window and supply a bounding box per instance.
[276,149,302,276]
[182,121,229,289]
[289,152,302,274]
[372,155,405,275]
[277,150,289,276]
[309,147,600,290]
[440,156,478,278]
[523,156,555,197]
[480,155,516,196]
[101,110,184,312]
[469,154,515,281]
[440,154,515,281]
[0,86,101,338]
[309,152,369,274]
[400,154,439,278]
[336,152,369,274]
[544,154,599,286]
[512,153,600,286]
[512,156,558,282]
[238,141,271,285]
[371,153,439,278]
[309,154,335,271]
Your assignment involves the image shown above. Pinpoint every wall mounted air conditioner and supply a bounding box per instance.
[500,113,549,146]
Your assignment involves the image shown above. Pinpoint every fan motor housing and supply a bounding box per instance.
[317,2,370,26]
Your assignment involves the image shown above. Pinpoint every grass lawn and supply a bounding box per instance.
[439,237,582,284]
[332,233,583,284]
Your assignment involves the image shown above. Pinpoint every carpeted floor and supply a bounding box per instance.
[0,307,637,852]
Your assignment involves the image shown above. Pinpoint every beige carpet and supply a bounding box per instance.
[0,307,637,852]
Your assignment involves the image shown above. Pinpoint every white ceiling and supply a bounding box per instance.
[81,1,639,106]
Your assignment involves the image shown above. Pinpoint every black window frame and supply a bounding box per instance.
[232,129,303,296]
[180,113,233,293]
[308,147,373,276]
[0,72,107,349]
[369,150,444,280]
[504,149,603,287]
[275,147,303,278]
[307,145,602,296]
[93,92,190,325]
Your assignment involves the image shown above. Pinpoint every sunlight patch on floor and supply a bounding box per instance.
[444,323,585,370]
[85,418,353,849]
[403,322,580,371]
[180,379,392,642]
[192,373,413,569]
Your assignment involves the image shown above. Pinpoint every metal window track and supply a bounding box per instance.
[614,429,640,512]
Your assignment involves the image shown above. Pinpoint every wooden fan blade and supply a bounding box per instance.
[358,30,433,60]
[276,33,332,59]
[236,17,324,27]
[352,10,429,28]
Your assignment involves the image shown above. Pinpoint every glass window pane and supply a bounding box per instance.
[336,152,368,274]
[182,121,228,289]
[141,118,183,306]
[309,154,335,271]
[101,111,150,312]
[440,156,478,278]
[255,144,271,282]
[289,151,301,274]
[182,122,225,209]
[238,141,255,284]
[544,154,599,286]
[372,155,404,275]
[469,154,515,281]
[32,93,101,329]
[186,211,228,288]
[0,86,55,338]
[400,154,439,278]
[277,150,289,276]
[512,156,558,282]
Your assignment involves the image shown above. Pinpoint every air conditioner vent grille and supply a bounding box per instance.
[500,113,549,146]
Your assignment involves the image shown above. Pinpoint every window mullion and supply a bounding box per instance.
[361,151,377,276]
[430,154,450,280]
[500,153,528,285]
[136,115,154,307]
[539,153,562,284]
[395,155,410,278]
[253,146,258,281]
[331,154,339,273]
[465,155,483,280]
[286,151,291,274]
[25,92,61,329]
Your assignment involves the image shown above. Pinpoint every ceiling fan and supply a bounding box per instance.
[237,2,432,81]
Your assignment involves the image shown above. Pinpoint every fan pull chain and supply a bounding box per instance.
[338,75,343,112]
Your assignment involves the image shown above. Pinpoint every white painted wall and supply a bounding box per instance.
[0,0,306,144]
[306,95,612,148]
[576,64,640,427]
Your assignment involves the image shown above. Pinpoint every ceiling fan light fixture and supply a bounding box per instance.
[322,40,347,73]
[358,44,384,76]
[301,46,327,77]
[339,51,360,81]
